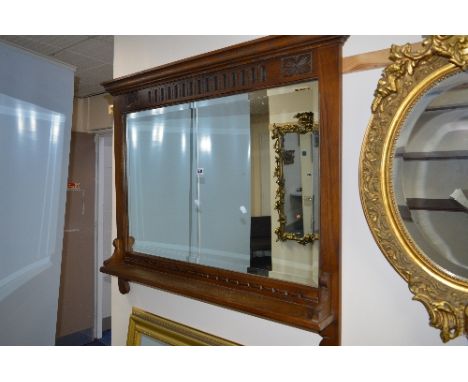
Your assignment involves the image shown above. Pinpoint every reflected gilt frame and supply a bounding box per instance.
[360,35,468,342]
[272,112,320,245]
[127,307,239,345]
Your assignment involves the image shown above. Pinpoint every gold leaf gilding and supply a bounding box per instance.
[360,35,468,342]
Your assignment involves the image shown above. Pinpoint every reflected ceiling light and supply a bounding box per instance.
[30,110,36,132]
[181,133,186,153]
[16,107,24,135]
[51,115,61,144]
[199,136,211,153]
[131,127,138,148]
[152,124,164,144]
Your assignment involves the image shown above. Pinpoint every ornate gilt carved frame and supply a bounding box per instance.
[360,35,468,342]
[272,112,320,245]
[127,307,239,345]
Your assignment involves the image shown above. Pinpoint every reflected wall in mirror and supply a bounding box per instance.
[394,71,468,280]
[126,81,320,286]
[272,111,319,245]
[360,35,468,342]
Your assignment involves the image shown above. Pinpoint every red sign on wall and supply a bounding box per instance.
[67,181,81,190]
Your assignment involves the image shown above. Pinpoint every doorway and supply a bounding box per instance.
[55,131,112,345]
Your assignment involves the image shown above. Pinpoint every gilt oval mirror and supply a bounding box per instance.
[360,35,468,342]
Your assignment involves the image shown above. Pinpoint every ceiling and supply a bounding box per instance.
[0,35,113,98]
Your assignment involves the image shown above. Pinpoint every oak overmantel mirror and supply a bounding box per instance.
[360,35,468,342]
[101,36,347,345]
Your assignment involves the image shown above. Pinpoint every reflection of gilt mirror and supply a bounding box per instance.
[272,112,320,245]
[360,36,468,342]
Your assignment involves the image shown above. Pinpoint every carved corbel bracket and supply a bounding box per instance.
[118,278,130,294]
[102,237,132,294]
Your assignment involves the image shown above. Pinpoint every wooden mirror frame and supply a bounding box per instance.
[101,36,347,345]
[272,112,320,245]
[360,35,468,342]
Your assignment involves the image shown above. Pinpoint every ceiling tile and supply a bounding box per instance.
[75,83,105,98]
[54,49,106,72]
[0,35,114,98]
[0,35,58,55]
[95,35,114,43]
[29,35,91,50]
[68,37,113,63]
[77,64,113,81]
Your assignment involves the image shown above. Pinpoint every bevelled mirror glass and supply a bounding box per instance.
[126,80,320,286]
[394,71,468,279]
[360,35,468,342]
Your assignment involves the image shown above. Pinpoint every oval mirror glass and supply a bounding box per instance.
[393,71,468,279]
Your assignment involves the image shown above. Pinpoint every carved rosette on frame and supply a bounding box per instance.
[281,54,312,77]
[360,35,468,342]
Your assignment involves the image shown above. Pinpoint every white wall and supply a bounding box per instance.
[111,35,467,345]
[72,94,113,133]
[113,36,261,78]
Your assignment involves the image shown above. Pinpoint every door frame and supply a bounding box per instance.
[94,129,113,339]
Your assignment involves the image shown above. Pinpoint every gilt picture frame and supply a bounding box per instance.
[127,307,240,346]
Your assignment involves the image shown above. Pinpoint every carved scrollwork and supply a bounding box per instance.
[431,35,468,69]
[360,35,468,342]
[410,276,464,342]
[272,112,319,245]
[100,238,131,294]
[371,35,468,113]
[118,278,130,294]
[103,237,125,265]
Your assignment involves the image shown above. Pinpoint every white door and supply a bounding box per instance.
[0,42,73,345]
